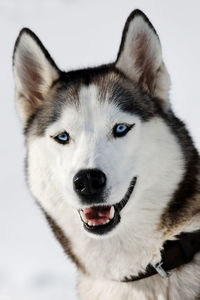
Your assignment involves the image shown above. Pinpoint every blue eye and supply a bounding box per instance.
[54,131,70,144]
[113,123,134,138]
[116,124,127,133]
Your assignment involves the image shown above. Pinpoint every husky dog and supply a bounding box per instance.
[13,9,200,300]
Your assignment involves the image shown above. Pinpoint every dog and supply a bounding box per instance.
[13,9,200,300]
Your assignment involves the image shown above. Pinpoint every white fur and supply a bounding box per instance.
[24,84,200,299]
[78,253,200,300]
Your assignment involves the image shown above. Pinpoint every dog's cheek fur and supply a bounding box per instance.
[26,136,88,271]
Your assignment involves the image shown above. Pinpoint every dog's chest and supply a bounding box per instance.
[68,223,200,300]
[70,229,158,281]
[77,254,200,300]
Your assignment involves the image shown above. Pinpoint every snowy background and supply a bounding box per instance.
[0,0,200,299]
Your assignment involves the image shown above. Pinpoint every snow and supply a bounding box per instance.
[0,0,200,299]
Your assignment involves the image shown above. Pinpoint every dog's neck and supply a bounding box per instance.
[122,230,200,282]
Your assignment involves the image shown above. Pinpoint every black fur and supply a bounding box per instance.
[110,80,157,121]
[160,111,199,227]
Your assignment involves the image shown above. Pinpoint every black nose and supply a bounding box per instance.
[73,169,106,198]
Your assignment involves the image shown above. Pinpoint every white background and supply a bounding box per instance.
[0,0,200,299]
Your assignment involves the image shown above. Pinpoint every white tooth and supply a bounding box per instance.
[80,211,88,223]
[102,219,110,225]
[109,206,115,220]
[88,221,93,226]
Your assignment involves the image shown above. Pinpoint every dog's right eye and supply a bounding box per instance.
[53,131,70,145]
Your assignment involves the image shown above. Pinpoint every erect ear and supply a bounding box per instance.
[13,28,60,124]
[116,10,170,110]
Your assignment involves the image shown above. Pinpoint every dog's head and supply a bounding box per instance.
[13,10,185,237]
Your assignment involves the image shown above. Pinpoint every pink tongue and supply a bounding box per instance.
[83,206,111,225]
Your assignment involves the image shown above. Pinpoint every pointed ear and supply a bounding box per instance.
[116,10,170,110]
[13,28,60,124]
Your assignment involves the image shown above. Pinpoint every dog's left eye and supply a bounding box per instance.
[54,131,70,144]
[113,123,134,138]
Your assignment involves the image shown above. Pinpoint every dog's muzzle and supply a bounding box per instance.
[78,176,137,235]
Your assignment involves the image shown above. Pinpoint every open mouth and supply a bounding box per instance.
[78,177,137,235]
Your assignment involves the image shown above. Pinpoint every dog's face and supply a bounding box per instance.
[13,10,184,238]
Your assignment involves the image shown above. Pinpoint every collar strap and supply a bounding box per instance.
[122,230,200,282]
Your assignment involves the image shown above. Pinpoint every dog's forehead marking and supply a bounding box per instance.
[27,69,158,137]
[48,83,138,136]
